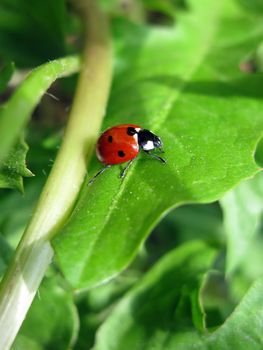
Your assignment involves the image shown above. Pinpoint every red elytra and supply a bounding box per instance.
[96,124,141,165]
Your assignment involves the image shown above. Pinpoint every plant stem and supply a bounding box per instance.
[120,0,145,23]
[0,0,112,348]
[0,56,80,164]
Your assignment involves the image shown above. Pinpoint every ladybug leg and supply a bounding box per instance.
[144,150,166,164]
[88,165,111,185]
[120,159,135,179]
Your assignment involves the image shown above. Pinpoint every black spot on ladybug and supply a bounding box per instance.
[127,127,136,136]
[108,135,113,143]
[118,150,125,157]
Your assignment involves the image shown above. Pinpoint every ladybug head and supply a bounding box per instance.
[138,129,163,151]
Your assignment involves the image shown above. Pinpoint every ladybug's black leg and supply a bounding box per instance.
[120,159,135,179]
[88,165,111,185]
[144,150,166,164]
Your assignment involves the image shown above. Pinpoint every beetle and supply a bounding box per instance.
[89,124,166,184]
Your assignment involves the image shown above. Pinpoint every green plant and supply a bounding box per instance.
[0,0,262,349]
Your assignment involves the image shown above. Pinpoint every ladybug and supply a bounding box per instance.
[89,124,166,184]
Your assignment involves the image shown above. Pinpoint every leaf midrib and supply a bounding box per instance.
[77,1,224,286]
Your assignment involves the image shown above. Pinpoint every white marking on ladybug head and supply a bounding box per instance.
[142,140,154,151]
[135,128,141,132]
[133,133,138,143]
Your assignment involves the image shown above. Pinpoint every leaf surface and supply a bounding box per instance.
[0,139,33,191]
[93,241,216,350]
[0,0,67,67]
[220,173,263,276]
[53,0,263,289]
[93,241,263,350]
[0,235,13,277]
[0,62,14,93]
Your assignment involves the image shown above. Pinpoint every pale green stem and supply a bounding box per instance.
[0,0,112,348]
[0,56,81,164]
[121,0,145,23]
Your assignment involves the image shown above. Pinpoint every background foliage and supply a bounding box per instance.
[0,0,262,349]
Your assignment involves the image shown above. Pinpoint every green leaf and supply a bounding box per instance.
[220,172,263,276]
[75,272,139,350]
[12,336,42,350]
[0,62,15,93]
[0,139,33,192]
[94,253,263,350]
[255,136,263,167]
[236,0,263,14]
[93,241,217,350]
[0,235,13,277]
[0,61,32,192]
[53,0,263,289]
[0,177,44,248]
[0,55,80,164]
[158,204,223,244]
[0,0,67,67]
[12,277,79,350]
